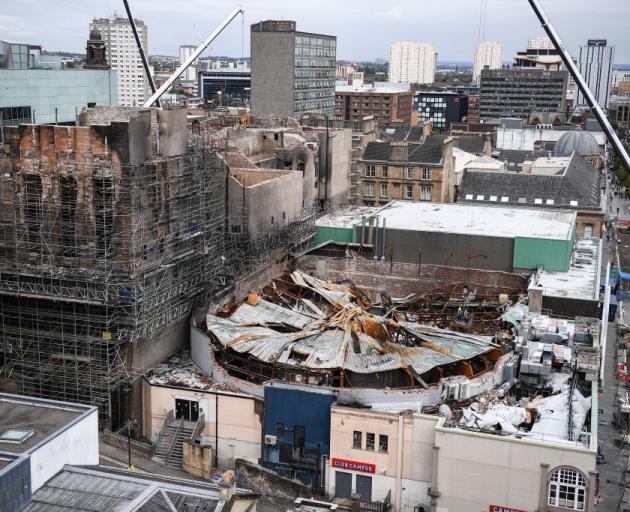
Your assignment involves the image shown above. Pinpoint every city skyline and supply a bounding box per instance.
[2,0,630,64]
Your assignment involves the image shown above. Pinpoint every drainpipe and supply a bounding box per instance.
[215,393,219,469]
[381,218,386,261]
[395,415,404,511]
[373,217,379,261]
[428,445,441,511]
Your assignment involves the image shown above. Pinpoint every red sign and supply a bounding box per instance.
[489,506,528,512]
[331,458,376,474]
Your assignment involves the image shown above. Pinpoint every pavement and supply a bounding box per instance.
[596,156,630,511]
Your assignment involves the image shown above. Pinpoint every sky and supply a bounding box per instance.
[2,0,630,64]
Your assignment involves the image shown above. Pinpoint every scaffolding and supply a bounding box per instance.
[0,123,229,426]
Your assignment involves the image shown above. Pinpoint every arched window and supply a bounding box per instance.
[548,467,586,510]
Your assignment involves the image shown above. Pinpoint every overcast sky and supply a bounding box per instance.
[2,0,629,64]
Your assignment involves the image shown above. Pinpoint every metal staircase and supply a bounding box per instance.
[152,412,196,469]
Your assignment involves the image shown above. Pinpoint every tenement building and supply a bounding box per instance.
[250,20,336,117]
[358,136,455,206]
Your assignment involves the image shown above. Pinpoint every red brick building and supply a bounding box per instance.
[335,84,413,124]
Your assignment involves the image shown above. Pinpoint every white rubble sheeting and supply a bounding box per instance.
[460,403,529,433]
[527,387,591,442]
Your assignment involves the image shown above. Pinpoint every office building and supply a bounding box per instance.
[335,83,413,124]
[575,39,615,108]
[612,69,630,89]
[250,20,336,117]
[479,68,568,122]
[388,42,437,84]
[472,42,503,84]
[179,44,198,82]
[415,90,469,131]
[0,39,117,126]
[199,68,251,104]
[609,98,630,129]
[528,37,555,50]
[90,13,150,106]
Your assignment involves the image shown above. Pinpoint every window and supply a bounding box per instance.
[365,165,376,177]
[534,198,543,204]
[379,435,388,453]
[405,185,413,200]
[353,431,362,449]
[276,422,285,439]
[421,186,432,201]
[381,166,388,178]
[548,468,586,511]
[380,183,388,198]
[294,425,305,448]
[421,168,432,181]
[366,432,375,450]
[364,183,375,198]
[405,167,414,179]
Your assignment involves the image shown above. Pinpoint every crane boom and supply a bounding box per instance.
[528,0,630,171]
[143,6,244,108]
[122,0,160,108]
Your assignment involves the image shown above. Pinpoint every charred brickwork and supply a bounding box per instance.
[0,108,228,427]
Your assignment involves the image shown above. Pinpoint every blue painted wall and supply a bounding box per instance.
[262,384,337,490]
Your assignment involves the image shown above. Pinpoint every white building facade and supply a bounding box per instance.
[473,42,503,84]
[90,14,150,106]
[576,39,615,108]
[389,42,436,85]
[528,37,555,50]
[179,45,198,82]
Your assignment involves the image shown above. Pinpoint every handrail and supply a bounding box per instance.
[189,413,205,444]
[165,416,184,466]
[152,410,173,455]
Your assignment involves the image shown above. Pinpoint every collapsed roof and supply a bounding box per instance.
[204,270,520,389]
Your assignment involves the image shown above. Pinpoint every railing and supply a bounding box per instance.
[165,416,184,466]
[189,413,205,444]
[152,410,173,456]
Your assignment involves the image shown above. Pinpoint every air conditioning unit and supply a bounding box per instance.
[459,380,471,400]
[447,383,459,401]
[264,435,277,446]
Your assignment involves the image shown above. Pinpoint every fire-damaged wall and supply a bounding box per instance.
[0,108,228,428]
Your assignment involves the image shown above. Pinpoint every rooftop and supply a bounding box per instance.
[336,85,411,94]
[459,152,602,209]
[531,238,602,301]
[0,394,94,455]
[25,465,258,512]
[362,136,445,165]
[370,201,576,240]
[315,206,380,229]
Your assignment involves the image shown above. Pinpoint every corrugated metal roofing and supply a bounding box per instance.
[230,299,316,329]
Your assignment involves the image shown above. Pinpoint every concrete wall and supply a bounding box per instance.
[228,171,304,236]
[251,31,294,117]
[356,229,515,271]
[319,128,352,208]
[143,380,262,470]
[434,426,596,512]
[183,440,213,480]
[0,69,117,125]
[29,407,99,491]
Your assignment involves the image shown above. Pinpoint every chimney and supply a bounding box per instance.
[389,141,408,161]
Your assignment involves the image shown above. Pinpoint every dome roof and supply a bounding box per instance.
[554,130,599,157]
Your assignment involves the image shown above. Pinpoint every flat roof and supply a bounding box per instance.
[0,394,94,455]
[336,85,410,94]
[371,201,576,240]
[533,238,602,301]
[316,206,380,229]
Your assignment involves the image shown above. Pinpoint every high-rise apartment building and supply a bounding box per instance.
[388,42,437,85]
[250,20,336,118]
[473,42,503,84]
[179,45,198,82]
[90,14,150,106]
[575,39,615,108]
